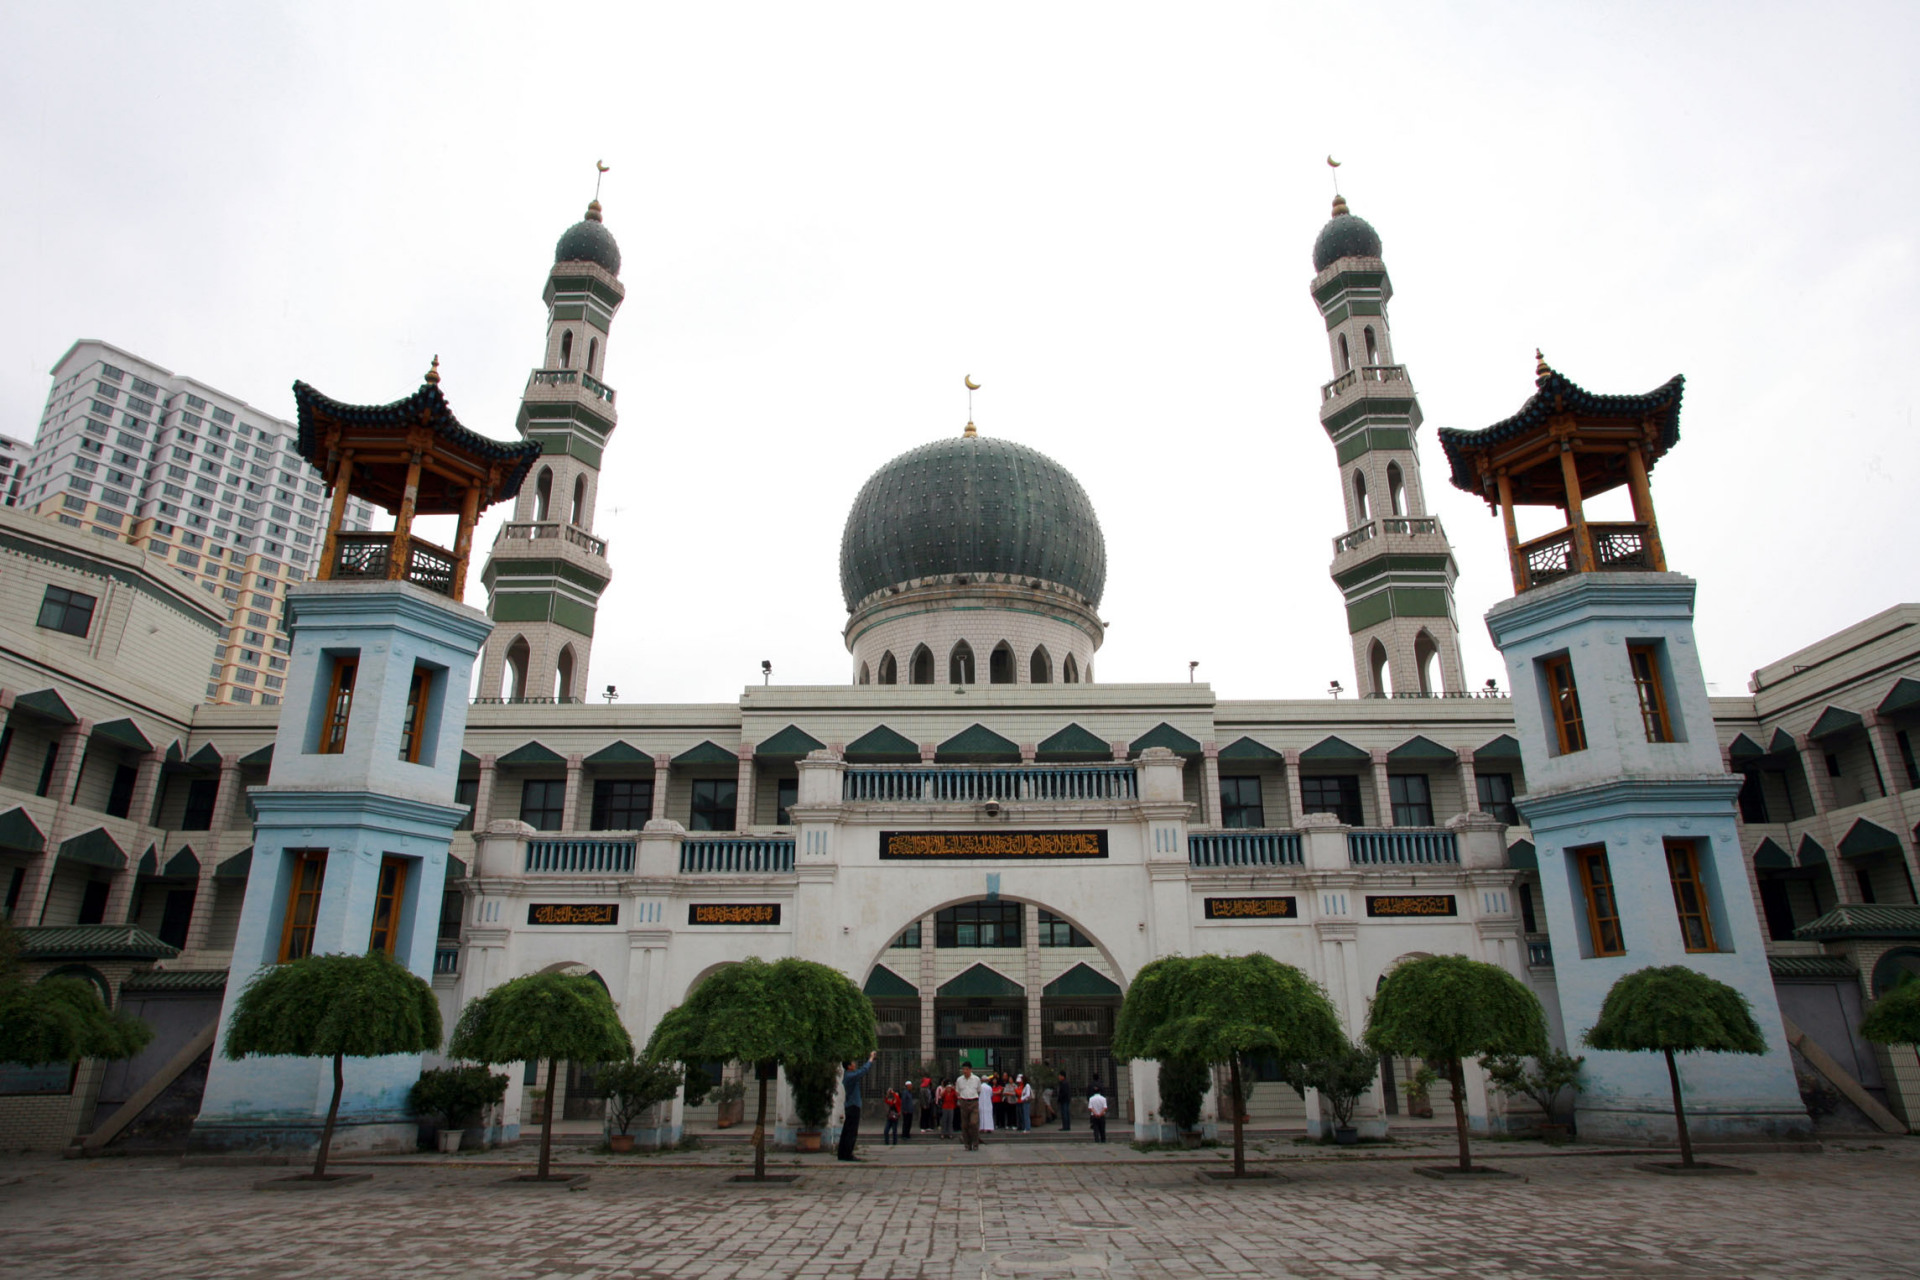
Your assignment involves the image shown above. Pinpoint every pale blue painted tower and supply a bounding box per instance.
[1440,355,1810,1144]
[189,368,537,1155]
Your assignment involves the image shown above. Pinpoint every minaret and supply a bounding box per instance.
[1440,356,1809,1143]
[1311,195,1467,697]
[474,197,625,703]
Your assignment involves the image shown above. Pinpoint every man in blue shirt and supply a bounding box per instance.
[837,1051,878,1161]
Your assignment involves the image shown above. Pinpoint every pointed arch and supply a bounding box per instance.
[989,641,1014,684]
[587,336,599,374]
[1029,645,1053,684]
[571,474,586,525]
[555,644,576,702]
[559,329,574,368]
[1338,333,1351,370]
[505,636,531,703]
[857,662,871,685]
[534,467,553,522]
[1387,460,1405,516]
[1414,630,1439,696]
[878,651,898,685]
[1353,470,1370,522]
[1062,653,1079,684]
[910,645,934,685]
[1363,325,1379,365]
[1369,639,1391,697]
[949,640,976,685]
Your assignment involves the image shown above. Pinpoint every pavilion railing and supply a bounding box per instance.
[330,531,458,597]
[1188,830,1304,867]
[842,765,1138,804]
[1347,829,1459,865]
[1517,521,1653,590]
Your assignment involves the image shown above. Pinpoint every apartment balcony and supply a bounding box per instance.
[841,764,1138,805]
[330,530,456,597]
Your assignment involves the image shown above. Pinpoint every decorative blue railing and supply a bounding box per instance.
[525,838,635,873]
[1346,829,1459,865]
[843,765,1137,804]
[1188,830,1304,867]
[433,946,460,975]
[681,837,795,874]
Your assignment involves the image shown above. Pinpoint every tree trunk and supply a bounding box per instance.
[539,1057,558,1180]
[1229,1053,1246,1178]
[1665,1047,1694,1168]
[314,1050,344,1179]
[752,1063,770,1181]
[1449,1058,1471,1172]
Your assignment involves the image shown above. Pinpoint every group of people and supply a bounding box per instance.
[853,1061,1112,1152]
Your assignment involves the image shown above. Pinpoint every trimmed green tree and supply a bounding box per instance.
[224,950,442,1179]
[1860,979,1920,1051]
[1480,1047,1585,1131]
[1583,965,1766,1169]
[409,1065,509,1140]
[1365,954,1547,1172]
[1156,1056,1211,1135]
[448,971,633,1181]
[599,1058,686,1140]
[1281,1039,1380,1138]
[645,957,877,1181]
[0,922,153,1068]
[1114,953,1345,1177]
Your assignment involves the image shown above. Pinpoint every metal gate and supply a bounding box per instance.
[933,999,1026,1076]
[871,1000,922,1107]
[1042,1000,1124,1123]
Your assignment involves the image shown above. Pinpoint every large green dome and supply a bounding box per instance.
[1312,196,1382,272]
[555,201,621,276]
[839,432,1107,611]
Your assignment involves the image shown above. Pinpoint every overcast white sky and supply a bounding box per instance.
[3,3,1915,704]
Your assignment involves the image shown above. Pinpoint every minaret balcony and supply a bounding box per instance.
[527,368,616,405]
[1514,521,1653,591]
[1321,363,1407,402]
[331,530,458,597]
[495,519,608,559]
[1330,515,1446,558]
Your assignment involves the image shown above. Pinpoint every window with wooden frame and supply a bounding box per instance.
[398,665,434,763]
[318,655,357,754]
[1542,655,1587,754]
[1629,644,1675,743]
[1663,839,1717,952]
[367,856,408,955]
[278,849,328,962]
[1573,844,1624,956]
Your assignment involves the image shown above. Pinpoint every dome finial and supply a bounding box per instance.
[589,159,610,220]
[1535,347,1553,384]
[963,374,981,437]
[963,421,977,438]
[1331,193,1349,217]
[425,354,441,386]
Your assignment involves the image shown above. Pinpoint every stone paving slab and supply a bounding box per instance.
[2,1141,1916,1278]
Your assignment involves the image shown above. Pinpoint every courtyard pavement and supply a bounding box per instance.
[3,1134,1916,1278]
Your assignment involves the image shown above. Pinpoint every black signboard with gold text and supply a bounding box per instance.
[527,903,620,926]
[879,830,1108,861]
[1204,896,1298,920]
[1365,894,1458,918]
[688,903,782,926]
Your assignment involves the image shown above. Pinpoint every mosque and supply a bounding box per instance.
[3,189,1918,1155]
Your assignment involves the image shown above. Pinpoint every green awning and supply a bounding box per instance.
[1301,735,1370,763]
[672,740,738,767]
[1798,836,1829,867]
[1879,678,1920,717]
[498,740,566,767]
[188,744,222,769]
[1727,734,1768,762]
[460,749,480,767]
[1387,735,1457,762]
[755,725,826,760]
[1218,736,1282,762]
[1753,838,1794,871]
[58,828,126,871]
[845,725,921,763]
[938,963,1024,998]
[1130,723,1202,756]
[11,924,177,961]
[448,854,468,879]
[585,740,651,765]
[863,964,918,998]
[216,847,253,880]
[1769,955,1858,980]
[1809,706,1864,739]
[1042,963,1121,998]
[164,845,200,878]
[1839,819,1903,859]
[136,845,158,876]
[11,689,76,725]
[1769,729,1798,755]
[0,807,46,854]
[1036,723,1112,762]
[1506,839,1537,871]
[164,741,184,764]
[1474,734,1522,761]
[937,723,1020,763]
[1796,904,1920,942]
[240,743,275,767]
[93,718,153,752]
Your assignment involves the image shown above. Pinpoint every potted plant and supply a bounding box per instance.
[598,1058,685,1152]
[1157,1056,1210,1147]
[1481,1047,1584,1140]
[713,1077,746,1129]
[787,1057,838,1152]
[1283,1040,1378,1144]
[410,1065,510,1153]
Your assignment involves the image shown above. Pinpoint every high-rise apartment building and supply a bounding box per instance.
[0,433,28,506]
[15,340,374,705]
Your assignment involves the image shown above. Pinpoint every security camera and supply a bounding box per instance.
[984,800,1002,817]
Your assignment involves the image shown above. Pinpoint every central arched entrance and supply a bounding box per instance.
[863,898,1128,1128]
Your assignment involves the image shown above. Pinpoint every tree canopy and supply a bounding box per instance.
[0,921,152,1067]
[1583,966,1766,1056]
[1861,980,1920,1047]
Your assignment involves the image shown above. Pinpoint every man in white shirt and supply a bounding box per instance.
[1087,1083,1109,1143]
[954,1063,983,1151]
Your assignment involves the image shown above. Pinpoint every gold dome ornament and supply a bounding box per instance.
[425,355,441,386]
[963,374,981,436]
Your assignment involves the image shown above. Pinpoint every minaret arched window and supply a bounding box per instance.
[505,636,531,703]
[858,662,870,685]
[1338,334,1351,371]
[571,474,586,526]
[1387,461,1405,517]
[878,652,898,685]
[1364,326,1379,366]
[1029,646,1052,684]
[910,646,934,685]
[950,641,976,685]
[1414,630,1439,696]
[1369,640,1391,698]
[1062,654,1079,684]
[989,642,1014,684]
[560,330,574,368]
[555,644,576,702]
[1353,471,1369,523]
[534,467,553,522]
[587,337,599,374]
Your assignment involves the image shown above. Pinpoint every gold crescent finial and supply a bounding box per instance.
[965,374,980,391]
[425,354,441,386]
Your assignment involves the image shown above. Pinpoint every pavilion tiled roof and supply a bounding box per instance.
[292,378,542,502]
[1437,370,1685,497]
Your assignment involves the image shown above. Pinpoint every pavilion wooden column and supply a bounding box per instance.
[450,481,482,603]
[1496,472,1524,593]
[1624,443,1667,571]
[318,450,355,581]
[387,444,425,582]
[1557,442,1594,574]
